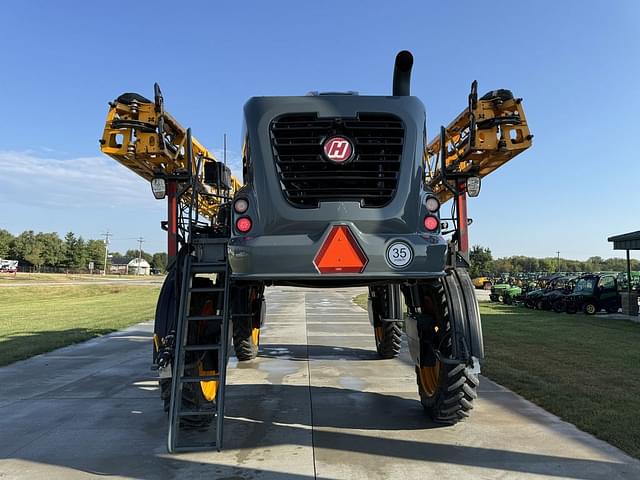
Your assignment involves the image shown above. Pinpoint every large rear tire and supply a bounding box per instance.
[233,318,260,360]
[160,365,216,430]
[411,278,480,424]
[416,362,479,423]
[369,286,402,359]
[374,322,402,359]
[232,286,264,361]
[157,275,221,430]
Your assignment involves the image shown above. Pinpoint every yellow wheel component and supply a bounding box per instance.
[374,326,383,342]
[196,298,219,402]
[198,363,219,402]
[418,360,442,398]
[251,327,260,346]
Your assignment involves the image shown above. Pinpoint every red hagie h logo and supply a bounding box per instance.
[323,136,353,163]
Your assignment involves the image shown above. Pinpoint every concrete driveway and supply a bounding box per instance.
[1,287,639,479]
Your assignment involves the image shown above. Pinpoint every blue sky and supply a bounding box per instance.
[1,1,638,259]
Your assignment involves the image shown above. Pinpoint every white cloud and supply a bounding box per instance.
[210,148,243,179]
[0,150,161,209]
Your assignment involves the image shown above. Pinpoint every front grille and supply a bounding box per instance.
[270,113,404,207]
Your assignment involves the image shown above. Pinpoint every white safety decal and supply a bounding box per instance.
[386,241,413,269]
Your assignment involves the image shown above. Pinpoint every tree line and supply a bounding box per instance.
[0,229,167,272]
[469,245,639,278]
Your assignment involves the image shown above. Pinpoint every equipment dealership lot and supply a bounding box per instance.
[1,287,639,479]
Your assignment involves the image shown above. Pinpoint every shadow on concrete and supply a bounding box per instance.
[259,343,382,362]
[0,328,119,366]
[222,417,630,480]
[3,402,631,480]
[2,333,637,479]
[225,384,438,432]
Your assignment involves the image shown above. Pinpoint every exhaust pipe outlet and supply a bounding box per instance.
[392,50,414,96]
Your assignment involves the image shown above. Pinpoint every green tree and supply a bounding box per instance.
[36,232,64,267]
[469,245,493,278]
[10,231,37,264]
[151,252,168,272]
[538,258,554,272]
[63,232,76,268]
[63,232,88,270]
[85,239,106,270]
[493,258,513,274]
[75,237,88,269]
[24,243,44,270]
[0,229,13,258]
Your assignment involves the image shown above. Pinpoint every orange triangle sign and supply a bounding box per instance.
[314,225,368,274]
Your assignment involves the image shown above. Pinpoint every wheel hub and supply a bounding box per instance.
[418,361,441,397]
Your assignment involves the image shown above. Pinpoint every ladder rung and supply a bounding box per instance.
[189,287,225,293]
[187,315,224,321]
[181,375,220,383]
[231,313,252,318]
[173,444,217,453]
[191,262,227,271]
[184,344,221,351]
[191,268,226,274]
[178,410,217,417]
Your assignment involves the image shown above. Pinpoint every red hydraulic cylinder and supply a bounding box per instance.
[456,180,469,254]
[167,181,178,260]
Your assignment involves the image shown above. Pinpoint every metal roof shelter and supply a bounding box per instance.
[608,230,640,294]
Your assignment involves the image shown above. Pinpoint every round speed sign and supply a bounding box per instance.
[385,241,413,269]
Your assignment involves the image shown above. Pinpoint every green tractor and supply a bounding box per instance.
[502,284,522,305]
[489,281,511,303]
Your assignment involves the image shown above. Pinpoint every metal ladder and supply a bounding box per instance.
[167,238,231,452]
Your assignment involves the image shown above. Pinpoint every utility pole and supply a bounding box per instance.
[101,231,112,275]
[224,133,229,199]
[556,251,560,272]
[137,237,145,275]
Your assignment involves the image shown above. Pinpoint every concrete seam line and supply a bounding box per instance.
[304,292,318,479]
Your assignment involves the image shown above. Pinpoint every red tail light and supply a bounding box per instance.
[236,217,252,233]
[424,215,439,231]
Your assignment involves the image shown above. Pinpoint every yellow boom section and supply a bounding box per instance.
[99,86,242,219]
[426,83,532,203]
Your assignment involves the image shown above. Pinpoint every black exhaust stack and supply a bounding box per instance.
[392,50,414,96]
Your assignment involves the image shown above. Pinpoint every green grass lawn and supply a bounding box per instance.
[353,293,368,310]
[353,292,640,458]
[0,284,160,366]
[480,302,640,458]
[0,272,163,283]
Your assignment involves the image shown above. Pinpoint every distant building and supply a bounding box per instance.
[109,258,129,275]
[127,258,151,275]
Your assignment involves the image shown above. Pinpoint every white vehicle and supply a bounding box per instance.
[0,259,18,273]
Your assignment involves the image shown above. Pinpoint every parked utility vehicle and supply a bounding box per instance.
[564,274,621,314]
